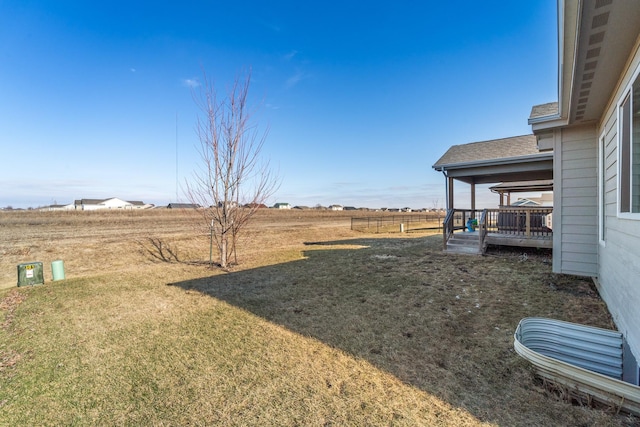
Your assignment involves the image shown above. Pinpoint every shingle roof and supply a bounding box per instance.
[75,198,107,205]
[167,203,200,209]
[529,102,558,120]
[432,135,540,169]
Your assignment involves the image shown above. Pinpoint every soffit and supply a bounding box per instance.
[567,0,640,124]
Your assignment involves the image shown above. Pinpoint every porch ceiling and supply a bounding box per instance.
[442,160,553,185]
[489,179,554,194]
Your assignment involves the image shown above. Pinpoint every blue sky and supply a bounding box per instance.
[0,1,558,209]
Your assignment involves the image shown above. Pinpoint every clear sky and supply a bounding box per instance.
[0,1,558,210]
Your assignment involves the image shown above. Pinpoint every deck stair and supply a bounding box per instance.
[445,232,482,254]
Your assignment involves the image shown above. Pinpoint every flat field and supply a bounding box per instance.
[0,209,636,426]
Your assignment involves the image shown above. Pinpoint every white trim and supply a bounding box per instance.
[599,131,606,246]
[552,129,562,274]
[617,65,640,219]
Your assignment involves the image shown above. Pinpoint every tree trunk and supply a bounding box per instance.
[220,236,227,268]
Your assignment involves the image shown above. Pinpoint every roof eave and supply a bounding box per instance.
[432,152,554,172]
[529,114,569,133]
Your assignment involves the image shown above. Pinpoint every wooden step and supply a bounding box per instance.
[446,232,481,254]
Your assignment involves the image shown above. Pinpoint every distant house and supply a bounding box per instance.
[40,203,75,211]
[217,201,239,209]
[74,198,152,210]
[273,203,291,209]
[329,205,343,211]
[167,203,200,209]
[510,193,553,207]
[244,203,268,209]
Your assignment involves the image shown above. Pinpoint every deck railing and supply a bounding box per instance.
[444,207,553,251]
[442,209,483,250]
[478,209,488,253]
[483,207,553,238]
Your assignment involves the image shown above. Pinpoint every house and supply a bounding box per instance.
[74,198,152,210]
[329,205,343,211]
[217,201,239,209]
[40,203,75,211]
[167,203,200,209]
[527,0,640,383]
[272,202,291,209]
[433,0,640,383]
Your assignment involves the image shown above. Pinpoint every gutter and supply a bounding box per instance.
[441,168,450,211]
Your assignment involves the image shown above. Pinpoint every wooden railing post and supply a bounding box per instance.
[443,209,455,251]
[478,209,487,254]
[525,210,531,237]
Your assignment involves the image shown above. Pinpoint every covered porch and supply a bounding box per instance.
[432,135,554,254]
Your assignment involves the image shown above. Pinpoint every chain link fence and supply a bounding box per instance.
[351,214,443,234]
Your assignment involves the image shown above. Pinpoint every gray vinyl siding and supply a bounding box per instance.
[596,44,640,361]
[553,126,598,277]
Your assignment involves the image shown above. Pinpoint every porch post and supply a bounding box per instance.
[448,176,454,210]
[470,182,476,213]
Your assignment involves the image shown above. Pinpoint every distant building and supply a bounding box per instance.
[217,201,239,209]
[167,203,200,209]
[40,203,75,211]
[273,202,291,209]
[329,205,343,211]
[74,198,153,210]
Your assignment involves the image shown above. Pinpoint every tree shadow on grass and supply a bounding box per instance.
[168,234,623,426]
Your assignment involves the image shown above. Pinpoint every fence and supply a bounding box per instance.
[351,214,443,234]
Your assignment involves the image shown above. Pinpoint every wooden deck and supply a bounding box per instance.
[485,232,553,249]
[443,208,553,254]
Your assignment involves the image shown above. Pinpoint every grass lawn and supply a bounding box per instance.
[0,209,637,426]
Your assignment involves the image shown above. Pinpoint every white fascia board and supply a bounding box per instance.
[530,116,570,133]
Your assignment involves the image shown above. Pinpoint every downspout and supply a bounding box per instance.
[441,168,450,211]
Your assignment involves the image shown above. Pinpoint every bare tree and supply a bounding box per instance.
[185,71,279,268]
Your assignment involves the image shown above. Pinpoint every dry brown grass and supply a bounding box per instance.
[0,209,637,426]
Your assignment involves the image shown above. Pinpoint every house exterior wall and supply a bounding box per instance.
[101,198,133,209]
[594,38,640,363]
[80,204,102,211]
[553,125,598,276]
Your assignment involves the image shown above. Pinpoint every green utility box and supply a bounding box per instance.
[17,262,44,287]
